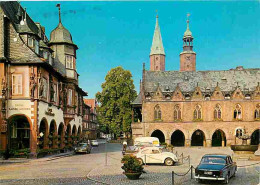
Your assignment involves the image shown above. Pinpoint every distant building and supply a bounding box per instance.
[0,2,88,156]
[132,15,260,147]
[83,99,99,139]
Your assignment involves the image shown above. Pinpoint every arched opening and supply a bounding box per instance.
[49,120,57,148]
[191,130,205,146]
[251,129,260,145]
[72,125,77,136]
[39,119,48,149]
[171,130,185,146]
[77,126,82,142]
[9,115,31,150]
[65,124,72,146]
[58,123,64,148]
[212,129,226,147]
[72,125,77,146]
[151,130,165,144]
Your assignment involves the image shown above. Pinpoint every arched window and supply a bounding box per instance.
[173,105,181,120]
[193,105,202,120]
[234,104,242,120]
[154,105,161,120]
[236,128,243,137]
[214,104,222,119]
[255,104,260,120]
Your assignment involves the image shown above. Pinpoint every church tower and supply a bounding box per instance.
[180,14,196,72]
[150,15,165,71]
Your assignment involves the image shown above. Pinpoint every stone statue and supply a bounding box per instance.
[30,72,37,99]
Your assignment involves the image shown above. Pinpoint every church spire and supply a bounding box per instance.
[150,14,165,56]
[149,13,165,71]
[56,4,61,24]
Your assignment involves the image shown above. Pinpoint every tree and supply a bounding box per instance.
[96,66,137,138]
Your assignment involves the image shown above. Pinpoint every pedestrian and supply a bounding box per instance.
[122,140,127,155]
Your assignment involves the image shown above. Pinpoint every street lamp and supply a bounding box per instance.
[39,132,44,138]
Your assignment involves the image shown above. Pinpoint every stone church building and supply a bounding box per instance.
[132,15,260,147]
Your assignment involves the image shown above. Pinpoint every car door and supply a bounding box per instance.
[147,149,162,164]
[226,156,232,177]
[228,156,236,176]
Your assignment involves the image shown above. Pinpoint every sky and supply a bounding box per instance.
[21,1,260,98]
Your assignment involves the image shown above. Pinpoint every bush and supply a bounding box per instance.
[161,142,168,147]
[121,155,143,173]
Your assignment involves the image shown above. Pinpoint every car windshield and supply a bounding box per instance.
[201,157,226,164]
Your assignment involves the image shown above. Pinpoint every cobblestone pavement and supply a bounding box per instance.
[88,147,260,185]
[0,141,120,185]
[0,145,259,185]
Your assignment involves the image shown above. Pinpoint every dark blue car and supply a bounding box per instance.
[195,154,237,184]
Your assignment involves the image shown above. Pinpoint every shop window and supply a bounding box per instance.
[12,74,22,95]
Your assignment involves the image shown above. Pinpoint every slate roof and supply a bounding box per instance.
[132,93,142,105]
[150,16,165,56]
[0,2,39,36]
[144,68,260,93]
[49,22,77,48]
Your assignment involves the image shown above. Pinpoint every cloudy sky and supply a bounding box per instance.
[22,1,260,98]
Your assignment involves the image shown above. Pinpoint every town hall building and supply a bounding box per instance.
[132,15,260,147]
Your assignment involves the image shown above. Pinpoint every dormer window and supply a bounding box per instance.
[66,55,74,69]
[43,51,48,59]
[35,40,39,54]
[28,37,34,47]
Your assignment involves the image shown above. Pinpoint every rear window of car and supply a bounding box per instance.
[201,157,226,164]
[79,144,87,147]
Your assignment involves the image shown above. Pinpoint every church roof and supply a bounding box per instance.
[132,93,142,105]
[144,67,260,93]
[150,16,165,56]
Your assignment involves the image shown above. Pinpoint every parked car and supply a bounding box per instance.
[135,147,178,166]
[195,154,237,184]
[91,140,99,146]
[74,143,91,154]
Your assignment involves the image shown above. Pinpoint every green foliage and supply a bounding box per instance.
[121,155,143,173]
[96,66,137,137]
[9,148,30,158]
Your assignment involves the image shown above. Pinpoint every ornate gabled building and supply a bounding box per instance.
[132,15,260,147]
[0,2,88,157]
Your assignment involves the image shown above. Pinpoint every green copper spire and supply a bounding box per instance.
[150,15,165,56]
[183,13,193,39]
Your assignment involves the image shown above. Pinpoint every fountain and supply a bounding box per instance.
[231,127,259,159]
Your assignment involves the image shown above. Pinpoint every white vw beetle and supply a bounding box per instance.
[135,147,178,166]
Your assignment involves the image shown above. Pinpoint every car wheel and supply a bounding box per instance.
[224,174,229,184]
[164,158,174,166]
[137,158,143,165]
